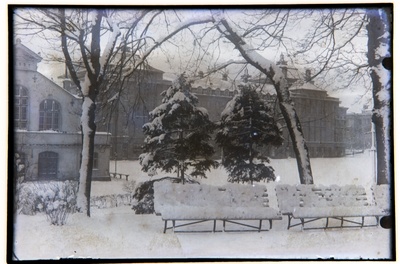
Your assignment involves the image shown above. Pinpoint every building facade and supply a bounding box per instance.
[282,82,348,158]
[13,39,111,181]
[345,109,373,151]
[187,59,348,158]
[57,51,353,161]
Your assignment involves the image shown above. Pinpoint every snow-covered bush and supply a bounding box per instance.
[122,180,136,194]
[132,180,157,214]
[13,153,26,219]
[91,194,132,209]
[18,181,78,225]
[18,184,41,215]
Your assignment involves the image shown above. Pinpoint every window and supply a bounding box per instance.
[39,99,60,130]
[15,86,28,129]
[38,151,58,179]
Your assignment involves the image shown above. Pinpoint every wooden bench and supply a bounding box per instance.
[154,182,282,233]
[275,184,387,230]
[110,172,129,181]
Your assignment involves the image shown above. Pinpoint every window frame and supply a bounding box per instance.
[38,151,58,180]
[15,85,29,129]
[39,99,61,131]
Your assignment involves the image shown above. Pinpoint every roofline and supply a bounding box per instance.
[15,42,42,62]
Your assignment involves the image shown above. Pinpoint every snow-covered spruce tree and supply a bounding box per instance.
[216,85,283,184]
[139,74,218,184]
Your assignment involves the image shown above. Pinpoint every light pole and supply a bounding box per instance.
[370,122,377,183]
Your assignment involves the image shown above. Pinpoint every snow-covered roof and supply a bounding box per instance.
[14,38,42,63]
[289,80,324,91]
[192,76,238,91]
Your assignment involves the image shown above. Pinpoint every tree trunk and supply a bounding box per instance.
[77,96,97,216]
[277,100,313,185]
[366,9,392,185]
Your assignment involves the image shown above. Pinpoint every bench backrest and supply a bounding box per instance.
[372,184,391,214]
[153,181,270,211]
[276,184,371,214]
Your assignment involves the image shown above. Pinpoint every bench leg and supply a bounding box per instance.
[300,218,305,230]
[269,219,273,230]
[213,220,216,233]
[172,220,176,233]
[287,215,292,230]
[326,217,329,228]
[258,220,262,232]
[375,216,379,227]
[223,220,226,232]
[164,220,168,233]
[361,216,365,228]
[340,217,344,227]
[125,175,128,181]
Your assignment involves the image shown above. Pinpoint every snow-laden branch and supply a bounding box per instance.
[187,59,248,83]
[123,16,215,78]
[99,16,121,77]
[213,15,285,85]
[212,14,313,184]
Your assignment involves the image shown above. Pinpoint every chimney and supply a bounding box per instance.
[305,69,313,83]
[277,53,288,78]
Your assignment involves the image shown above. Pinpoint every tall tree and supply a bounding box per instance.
[212,15,314,184]
[14,8,214,215]
[286,8,392,184]
[366,8,392,185]
[216,85,283,184]
[140,74,217,183]
[60,9,120,216]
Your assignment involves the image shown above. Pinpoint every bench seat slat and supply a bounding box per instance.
[292,206,384,218]
[160,206,281,220]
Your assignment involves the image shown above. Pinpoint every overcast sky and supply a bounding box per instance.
[13,8,387,114]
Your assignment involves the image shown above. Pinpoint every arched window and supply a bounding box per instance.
[38,151,58,179]
[39,99,60,131]
[15,86,28,129]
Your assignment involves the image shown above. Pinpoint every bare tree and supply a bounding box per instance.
[14,8,214,216]
[209,13,314,184]
[285,8,392,185]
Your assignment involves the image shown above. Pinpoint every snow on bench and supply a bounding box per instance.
[110,172,130,181]
[372,184,391,216]
[275,184,386,230]
[154,181,282,233]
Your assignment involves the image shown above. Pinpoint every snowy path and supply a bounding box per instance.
[13,153,393,260]
[14,206,392,260]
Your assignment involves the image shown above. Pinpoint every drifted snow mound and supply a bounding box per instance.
[153,181,281,220]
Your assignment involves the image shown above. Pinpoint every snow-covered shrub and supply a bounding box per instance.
[18,181,78,225]
[18,184,41,215]
[122,180,136,195]
[91,194,132,209]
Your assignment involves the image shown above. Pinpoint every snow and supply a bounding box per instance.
[195,107,207,117]
[99,17,121,76]
[281,101,313,184]
[13,153,393,260]
[77,97,94,210]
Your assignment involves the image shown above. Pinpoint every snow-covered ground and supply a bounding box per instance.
[13,152,394,260]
